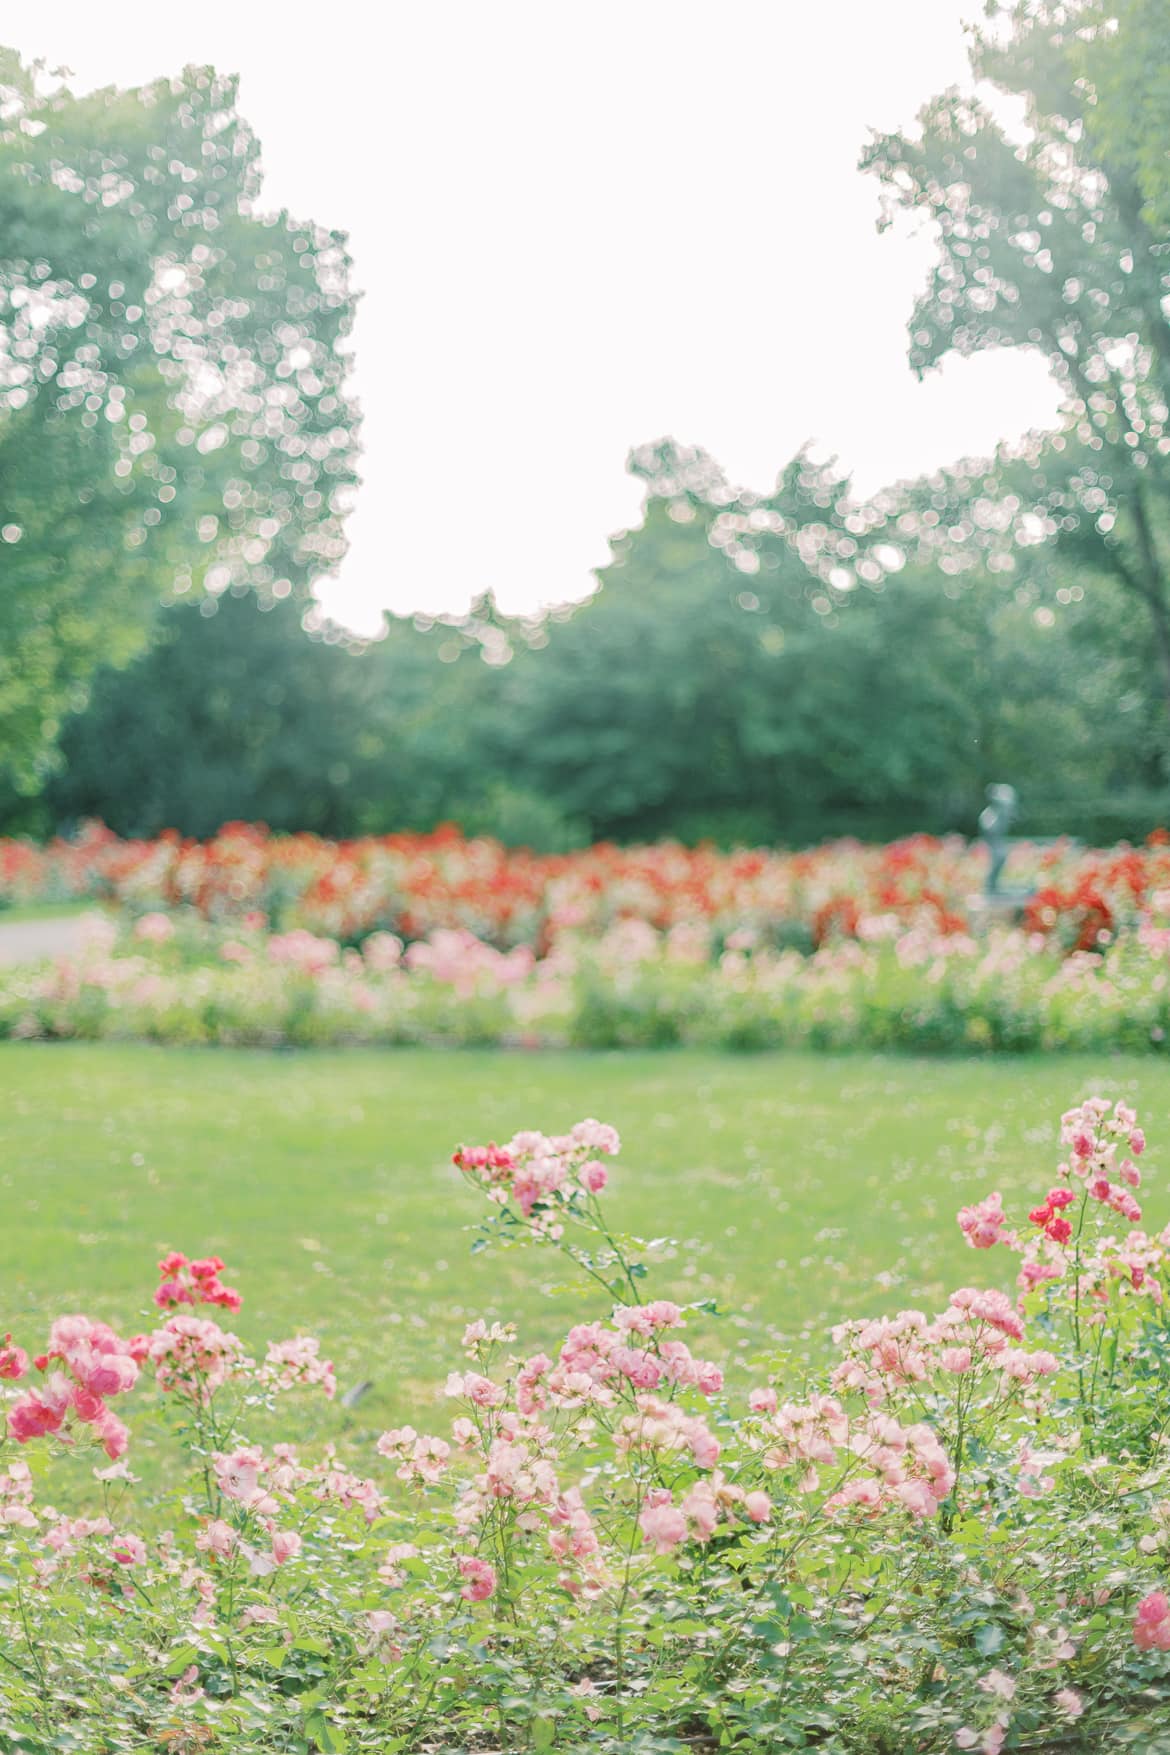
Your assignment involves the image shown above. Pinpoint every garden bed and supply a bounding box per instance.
[3,1082,1170,1750]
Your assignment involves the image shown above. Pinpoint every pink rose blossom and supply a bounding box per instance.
[458,1555,497,1601]
[269,1528,302,1565]
[0,1335,29,1380]
[958,1191,1009,1249]
[1134,1590,1170,1650]
[639,1493,687,1555]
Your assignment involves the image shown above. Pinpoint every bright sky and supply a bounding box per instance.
[17,1,1061,631]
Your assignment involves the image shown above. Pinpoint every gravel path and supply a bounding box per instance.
[0,914,97,968]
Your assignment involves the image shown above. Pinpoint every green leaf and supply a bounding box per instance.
[973,1623,1005,1657]
[305,1712,349,1754]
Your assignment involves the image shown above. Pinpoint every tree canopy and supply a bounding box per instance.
[0,50,358,789]
[862,0,1170,756]
[4,10,1169,850]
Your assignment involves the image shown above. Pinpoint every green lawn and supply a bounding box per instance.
[4,1043,1169,1443]
[0,901,92,924]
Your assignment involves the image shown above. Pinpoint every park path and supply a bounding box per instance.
[0,913,96,968]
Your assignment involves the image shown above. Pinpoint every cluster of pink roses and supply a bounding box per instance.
[155,1250,242,1313]
[194,1442,380,1574]
[957,1190,1011,1250]
[957,1097,1168,1308]
[149,1312,251,1402]
[381,1379,596,1594]
[638,1476,771,1554]
[830,1286,1058,1407]
[553,1309,724,1401]
[3,1460,189,1597]
[6,1316,143,1459]
[452,1119,620,1234]
[260,1335,337,1398]
[0,1457,35,1529]
[739,1386,953,1517]
[375,1280,731,1592]
[1057,1097,1144,1222]
[264,929,341,975]
[4,1251,341,1455]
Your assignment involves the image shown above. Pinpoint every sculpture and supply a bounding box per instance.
[979,783,1019,898]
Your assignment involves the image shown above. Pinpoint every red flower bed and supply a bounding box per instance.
[3,821,1168,953]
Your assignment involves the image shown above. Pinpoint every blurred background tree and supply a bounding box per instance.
[3,5,1168,851]
[1081,0,1170,232]
[0,49,357,791]
[16,448,1139,848]
[862,0,1170,763]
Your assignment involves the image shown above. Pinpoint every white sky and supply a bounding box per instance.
[17,0,1061,631]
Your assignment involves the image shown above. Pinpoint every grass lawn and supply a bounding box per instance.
[4,1043,1170,1446]
[0,901,93,924]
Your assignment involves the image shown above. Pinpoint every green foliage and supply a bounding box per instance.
[24,472,1155,846]
[862,0,1170,747]
[1078,0,1170,233]
[0,49,357,790]
[7,3,1170,849]
[45,594,382,838]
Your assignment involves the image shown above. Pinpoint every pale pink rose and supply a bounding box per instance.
[681,1483,719,1542]
[270,1528,302,1565]
[197,1519,236,1559]
[957,1191,1008,1249]
[639,1494,687,1555]
[1134,1590,1170,1650]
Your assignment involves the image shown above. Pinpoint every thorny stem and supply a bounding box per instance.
[614,1458,650,1735]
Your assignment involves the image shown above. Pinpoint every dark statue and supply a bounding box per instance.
[979,783,1019,898]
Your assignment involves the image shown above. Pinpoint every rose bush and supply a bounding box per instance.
[3,1101,1170,1751]
[3,822,1165,952]
[10,898,1170,1053]
[11,825,1170,1055]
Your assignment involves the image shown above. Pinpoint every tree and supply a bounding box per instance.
[0,50,358,789]
[496,446,1031,842]
[36,591,536,844]
[44,594,379,838]
[1081,0,1170,232]
[861,0,1170,752]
